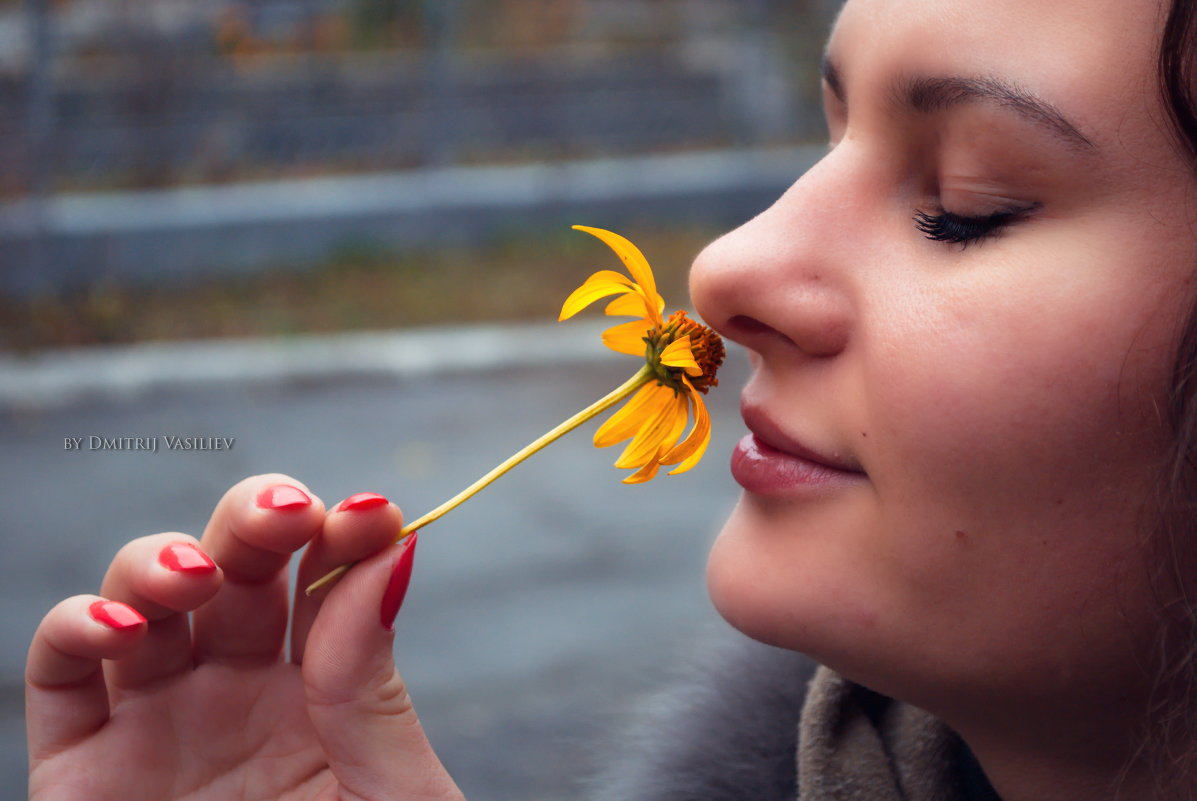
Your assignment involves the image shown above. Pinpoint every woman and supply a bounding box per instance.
[26,0,1197,798]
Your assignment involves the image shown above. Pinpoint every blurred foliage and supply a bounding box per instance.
[0,225,720,352]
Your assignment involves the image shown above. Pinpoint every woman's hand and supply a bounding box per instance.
[25,474,464,801]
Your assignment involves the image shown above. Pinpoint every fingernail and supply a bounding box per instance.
[339,492,389,513]
[380,533,418,632]
[158,542,217,575]
[89,600,146,631]
[256,484,312,511]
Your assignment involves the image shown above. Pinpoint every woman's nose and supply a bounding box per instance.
[689,167,857,361]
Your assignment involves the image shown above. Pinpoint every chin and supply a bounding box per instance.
[704,500,913,695]
[703,532,765,641]
[704,504,841,655]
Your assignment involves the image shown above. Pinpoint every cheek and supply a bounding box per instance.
[876,273,1173,514]
[863,259,1183,618]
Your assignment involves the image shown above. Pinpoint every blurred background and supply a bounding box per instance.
[1,0,837,798]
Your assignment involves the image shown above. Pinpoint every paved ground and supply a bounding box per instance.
[0,336,752,801]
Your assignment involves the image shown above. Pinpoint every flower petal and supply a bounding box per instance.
[594,382,672,447]
[658,336,703,376]
[661,393,691,451]
[663,383,711,473]
[613,396,675,468]
[615,391,688,469]
[559,270,637,321]
[622,450,665,484]
[602,319,653,356]
[667,426,710,475]
[604,292,654,319]
[572,225,664,327]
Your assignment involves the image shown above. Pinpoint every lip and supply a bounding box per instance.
[731,403,866,497]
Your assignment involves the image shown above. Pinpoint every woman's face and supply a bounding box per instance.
[692,0,1197,717]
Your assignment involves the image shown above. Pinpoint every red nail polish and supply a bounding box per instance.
[158,542,217,575]
[89,600,146,631]
[256,484,312,511]
[339,492,388,512]
[380,533,418,632]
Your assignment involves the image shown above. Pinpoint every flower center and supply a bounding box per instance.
[648,310,725,393]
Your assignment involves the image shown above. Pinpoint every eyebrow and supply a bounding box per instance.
[819,54,1097,153]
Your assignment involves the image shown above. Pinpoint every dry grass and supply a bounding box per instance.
[0,225,722,352]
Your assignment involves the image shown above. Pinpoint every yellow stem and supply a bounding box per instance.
[305,365,654,595]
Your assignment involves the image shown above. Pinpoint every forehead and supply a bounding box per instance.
[827,0,1166,154]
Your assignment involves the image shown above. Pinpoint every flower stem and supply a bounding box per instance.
[305,365,654,595]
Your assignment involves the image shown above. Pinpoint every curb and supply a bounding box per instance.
[0,319,618,410]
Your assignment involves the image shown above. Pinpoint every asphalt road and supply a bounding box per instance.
[1,348,752,801]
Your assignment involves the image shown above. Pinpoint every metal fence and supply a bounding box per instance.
[0,0,839,296]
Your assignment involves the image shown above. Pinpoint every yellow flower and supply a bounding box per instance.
[560,225,725,483]
[306,225,724,594]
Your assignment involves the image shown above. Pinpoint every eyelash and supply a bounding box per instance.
[913,204,1038,247]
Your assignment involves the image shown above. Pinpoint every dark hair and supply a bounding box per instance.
[1148,0,1197,793]
[1162,0,1197,168]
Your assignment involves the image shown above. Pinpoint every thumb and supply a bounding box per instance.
[302,535,464,801]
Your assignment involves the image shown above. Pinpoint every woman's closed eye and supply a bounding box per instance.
[913,203,1040,247]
